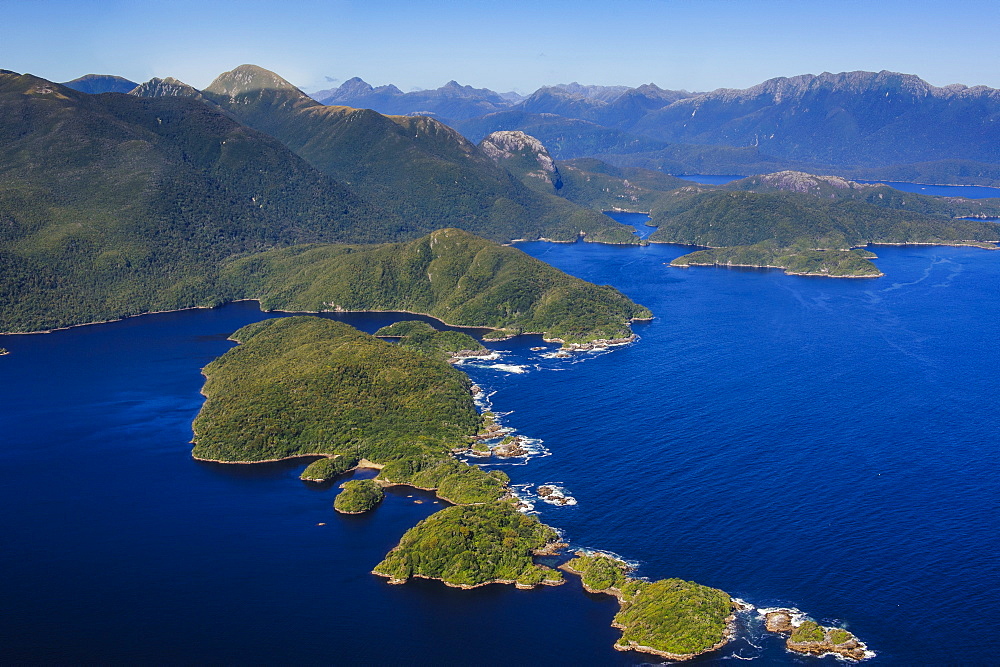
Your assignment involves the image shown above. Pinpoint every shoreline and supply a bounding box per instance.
[559,561,737,662]
[673,260,885,279]
[192,453,385,469]
[373,571,566,590]
[1,299,638,347]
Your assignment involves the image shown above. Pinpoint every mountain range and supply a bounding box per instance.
[0,66,638,333]
[310,71,1000,184]
[5,61,1000,331]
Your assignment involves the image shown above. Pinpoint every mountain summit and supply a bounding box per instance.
[204,64,302,100]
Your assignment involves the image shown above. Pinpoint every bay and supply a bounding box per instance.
[2,232,999,663]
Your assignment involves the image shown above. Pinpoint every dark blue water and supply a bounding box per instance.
[857,180,1000,199]
[677,175,1000,200]
[676,174,744,185]
[604,210,657,239]
[3,243,999,664]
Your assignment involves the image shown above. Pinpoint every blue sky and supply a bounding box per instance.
[3,0,998,93]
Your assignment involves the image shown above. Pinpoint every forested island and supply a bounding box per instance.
[334,480,385,514]
[221,228,651,345]
[4,62,896,658]
[564,552,736,660]
[373,503,565,588]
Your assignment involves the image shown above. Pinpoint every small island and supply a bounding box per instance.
[563,552,735,660]
[373,502,565,589]
[764,610,869,661]
[0,347,8,356]
[334,479,385,514]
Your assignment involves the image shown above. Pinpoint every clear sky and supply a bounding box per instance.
[3,0,998,94]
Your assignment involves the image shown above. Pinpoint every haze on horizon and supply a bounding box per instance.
[2,0,997,94]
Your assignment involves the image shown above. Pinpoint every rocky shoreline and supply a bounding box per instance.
[560,554,737,661]
[763,609,869,661]
[542,334,637,351]
[673,259,885,278]
[375,571,565,590]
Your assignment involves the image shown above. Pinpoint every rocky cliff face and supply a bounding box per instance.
[480,130,561,188]
[130,77,203,99]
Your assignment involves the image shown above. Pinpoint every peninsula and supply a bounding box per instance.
[220,228,651,346]
[191,314,867,659]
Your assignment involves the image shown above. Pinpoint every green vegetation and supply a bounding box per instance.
[378,456,508,505]
[564,552,733,658]
[192,315,510,507]
[558,158,690,212]
[790,620,826,643]
[727,171,1000,219]
[613,578,733,657]
[198,65,638,245]
[784,620,866,660]
[671,245,884,277]
[1,71,648,335]
[0,71,386,333]
[373,503,562,587]
[374,320,485,361]
[334,479,385,514]
[647,185,998,277]
[565,552,630,591]
[300,455,358,482]
[191,316,479,463]
[478,131,690,215]
[829,628,852,645]
[649,189,999,249]
[221,228,651,345]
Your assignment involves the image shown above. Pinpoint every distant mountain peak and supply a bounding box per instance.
[61,73,139,95]
[130,77,203,99]
[338,76,375,94]
[204,64,302,99]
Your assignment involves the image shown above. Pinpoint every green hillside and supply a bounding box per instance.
[374,320,486,361]
[192,316,479,463]
[373,503,563,588]
[478,131,688,214]
[648,186,999,276]
[197,65,637,244]
[564,552,734,658]
[726,171,1000,218]
[0,71,384,332]
[221,228,651,344]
